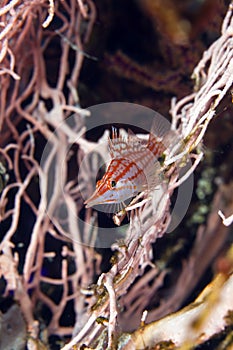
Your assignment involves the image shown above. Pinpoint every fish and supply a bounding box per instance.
[84,122,175,213]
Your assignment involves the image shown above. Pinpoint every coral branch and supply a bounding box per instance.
[0,1,233,349]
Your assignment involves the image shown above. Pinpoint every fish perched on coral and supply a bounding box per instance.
[85,121,178,214]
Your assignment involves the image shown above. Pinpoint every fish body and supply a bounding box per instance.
[84,127,168,212]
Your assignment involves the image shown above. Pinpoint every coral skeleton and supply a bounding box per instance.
[0,1,233,349]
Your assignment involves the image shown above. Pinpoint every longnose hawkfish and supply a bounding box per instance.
[84,123,179,223]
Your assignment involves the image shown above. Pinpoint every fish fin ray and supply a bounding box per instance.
[109,127,146,158]
[143,158,164,192]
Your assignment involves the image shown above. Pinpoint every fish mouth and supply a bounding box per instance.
[85,200,102,208]
[84,191,135,211]
[84,200,93,208]
[84,196,101,208]
[84,191,110,208]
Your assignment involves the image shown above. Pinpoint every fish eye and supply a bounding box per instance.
[111,180,117,188]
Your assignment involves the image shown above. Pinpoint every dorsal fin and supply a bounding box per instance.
[147,117,181,158]
[147,132,166,158]
[150,115,170,138]
[108,127,145,158]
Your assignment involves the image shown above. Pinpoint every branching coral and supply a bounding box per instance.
[0,1,233,350]
[0,0,97,346]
